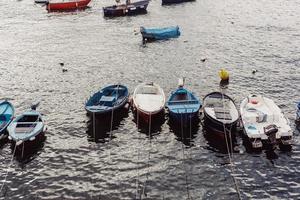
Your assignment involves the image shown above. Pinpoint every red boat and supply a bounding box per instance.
[46,0,91,12]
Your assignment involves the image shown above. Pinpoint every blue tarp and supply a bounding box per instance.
[140,26,180,40]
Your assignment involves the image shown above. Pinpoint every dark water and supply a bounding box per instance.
[0,0,300,199]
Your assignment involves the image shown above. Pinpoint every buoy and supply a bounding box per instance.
[219,68,229,81]
[59,62,64,66]
[200,58,207,62]
[252,69,258,74]
[62,69,68,73]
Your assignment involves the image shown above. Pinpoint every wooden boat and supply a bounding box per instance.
[46,0,91,12]
[8,105,45,144]
[162,0,195,5]
[166,79,201,126]
[132,82,165,124]
[140,26,180,42]
[203,92,239,138]
[85,84,129,115]
[240,95,293,150]
[103,0,150,17]
[0,100,14,139]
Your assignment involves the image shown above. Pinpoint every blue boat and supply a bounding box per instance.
[166,79,201,126]
[85,84,129,115]
[0,100,14,139]
[297,102,300,122]
[140,26,180,41]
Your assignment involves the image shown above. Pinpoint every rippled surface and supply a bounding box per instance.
[0,0,300,199]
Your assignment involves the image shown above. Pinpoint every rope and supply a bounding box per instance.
[220,90,242,200]
[135,109,141,199]
[141,112,152,199]
[180,112,191,200]
[0,141,18,196]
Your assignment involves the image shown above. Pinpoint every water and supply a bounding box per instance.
[0,0,300,199]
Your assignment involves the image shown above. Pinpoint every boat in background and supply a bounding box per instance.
[162,0,195,5]
[140,26,180,42]
[46,0,91,12]
[85,84,129,115]
[8,104,45,145]
[35,0,49,3]
[203,92,239,138]
[166,78,201,126]
[240,95,293,150]
[132,82,165,124]
[103,0,150,17]
[0,100,14,139]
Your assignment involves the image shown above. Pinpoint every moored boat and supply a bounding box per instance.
[46,0,91,12]
[35,0,49,4]
[166,78,201,126]
[240,95,293,150]
[162,0,195,5]
[140,26,180,42]
[7,104,45,145]
[132,82,165,124]
[103,0,150,17]
[85,84,129,115]
[203,92,239,138]
[0,100,14,139]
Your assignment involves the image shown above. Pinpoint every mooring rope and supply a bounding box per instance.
[141,112,152,199]
[0,141,18,196]
[220,90,242,200]
[180,112,192,200]
[135,108,141,199]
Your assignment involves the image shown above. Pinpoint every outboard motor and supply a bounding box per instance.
[264,124,278,146]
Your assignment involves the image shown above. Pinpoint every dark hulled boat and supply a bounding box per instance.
[103,0,150,17]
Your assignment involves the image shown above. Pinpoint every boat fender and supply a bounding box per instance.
[29,136,36,141]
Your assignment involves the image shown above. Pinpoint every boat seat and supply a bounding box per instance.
[100,96,116,102]
[214,108,230,114]
[215,112,232,120]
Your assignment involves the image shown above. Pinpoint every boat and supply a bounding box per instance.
[132,82,165,124]
[103,0,150,17]
[0,100,14,139]
[240,95,293,150]
[46,0,91,12]
[166,78,201,126]
[203,92,239,137]
[140,26,180,42]
[35,0,49,3]
[296,102,300,122]
[85,84,129,115]
[162,0,195,5]
[7,104,45,144]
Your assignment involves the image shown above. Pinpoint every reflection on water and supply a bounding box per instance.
[86,108,129,143]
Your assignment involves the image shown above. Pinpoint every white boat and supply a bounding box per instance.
[132,82,165,123]
[240,95,292,149]
[7,105,45,144]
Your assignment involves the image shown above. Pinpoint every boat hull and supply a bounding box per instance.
[141,26,180,41]
[162,0,195,5]
[103,0,149,17]
[132,104,164,125]
[0,100,14,136]
[169,111,198,126]
[46,0,91,12]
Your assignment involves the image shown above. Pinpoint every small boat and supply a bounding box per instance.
[162,0,195,5]
[103,0,150,17]
[240,95,293,149]
[166,78,201,126]
[296,102,300,122]
[132,82,165,123]
[85,84,129,115]
[46,0,91,12]
[7,104,45,144]
[35,0,49,3]
[140,26,180,42]
[203,92,239,137]
[0,100,14,139]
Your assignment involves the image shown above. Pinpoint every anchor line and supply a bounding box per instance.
[220,89,242,200]
[141,112,152,199]
[135,108,141,199]
[180,112,192,200]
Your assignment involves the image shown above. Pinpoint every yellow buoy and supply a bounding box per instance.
[219,68,229,81]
